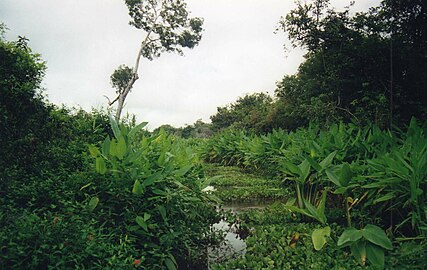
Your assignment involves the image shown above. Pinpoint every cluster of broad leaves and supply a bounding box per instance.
[212,204,426,270]
[85,117,222,269]
[203,118,427,268]
[1,25,222,269]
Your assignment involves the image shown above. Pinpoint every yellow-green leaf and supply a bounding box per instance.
[95,157,106,174]
[87,197,99,211]
[132,180,144,195]
[88,145,100,157]
[312,226,331,251]
[116,135,127,159]
[80,182,92,191]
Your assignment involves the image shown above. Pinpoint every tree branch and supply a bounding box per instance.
[105,95,119,106]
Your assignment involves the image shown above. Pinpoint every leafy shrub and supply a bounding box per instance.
[203,119,427,237]
[85,118,222,269]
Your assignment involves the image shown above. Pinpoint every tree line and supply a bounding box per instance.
[209,0,427,134]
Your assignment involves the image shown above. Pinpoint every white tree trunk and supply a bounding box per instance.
[114,30,152,121]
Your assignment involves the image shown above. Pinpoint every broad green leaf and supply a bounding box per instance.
[306,156,322,172]
[143,172,162,187]
[362,224,392,250]
[132,180,144,195]
[312,141,322,153]
[333,187,348,194]
[318,190,327,217]
[101,137,110,156]
[205,193,222,204]
[373,193,395,204]
[304,199,326,224]
[366,242,385,269]
[173,165,193,177]
[173,180,186,190]
[409,116,418,129]
[136,216,148,231]
[298,159,311,183]
[340,163,353,186]
[285,197,296,206]
[284,205,313,218]
[109,139,117,157]
[201,175,222,189]
[87,197,99,211]
[395,151,414,174]
[109,115,121,139]
[152,188,168,196]
[143,212,151,221]
[157,152,166,166]
[88,145,100,158]
[164,258,177,270]
[326,168,342,187]
[312,226,331,251]
[158,205,167,221]
[128,122,148,138]
[310,148,316,158]
[119,124,128,137]
[319,151,337,169]
[337,228,363,246]
[350,240,367,266]
[362,182,385,189]
[95,157,106,174]
[283,162,301,176]
[116,135,127,159]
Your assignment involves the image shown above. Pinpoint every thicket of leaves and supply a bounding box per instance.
[0,28,220,269]
[210,0,427,133]
[202,119,427,238]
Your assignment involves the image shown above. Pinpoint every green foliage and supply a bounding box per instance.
[312,226,331,251]
[86,117,221,268]
[212,206,368,270]
[205,165,290,202]
[363,118,427,235]
[203,119,427,238]
[337,224,392,269]
[284,190,328,225]
[213,204,425,269]
[274,0,427,128]
[210,92,273,133]
[0,31,47,177]
[388,240,427,269]
[110,64,133,94]
[125,0,204,59]
[209,0,427,133]
[153,119,213,138]
[1,28,219,268]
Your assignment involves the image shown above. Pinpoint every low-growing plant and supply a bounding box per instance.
[337,224,393,269]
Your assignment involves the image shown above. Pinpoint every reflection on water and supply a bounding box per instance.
[208,194,283,268]
[208,219,246,265]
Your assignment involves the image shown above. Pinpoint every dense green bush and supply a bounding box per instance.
[0,116,222,269]
[1,28,221,269]
[202,120,427,237]
[83,119,222,269]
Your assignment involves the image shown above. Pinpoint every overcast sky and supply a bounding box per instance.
[1,0,380,129]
